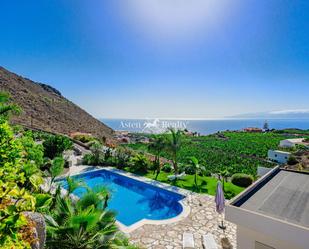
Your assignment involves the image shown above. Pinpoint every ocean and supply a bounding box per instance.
[101,118,309,135]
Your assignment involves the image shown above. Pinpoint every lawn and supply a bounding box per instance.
[124,167,244,199]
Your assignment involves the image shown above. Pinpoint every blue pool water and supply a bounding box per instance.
[60,170,184,226]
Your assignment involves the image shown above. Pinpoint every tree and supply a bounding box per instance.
[165,128,183,174]
[43,135,73,159]
[65,177,84,196]
[148,135,166,180]
[90,141,103,165]
[45,188,119,249]
[219,168,230,191]
[188,156,205,189]
[49,156,64,190]
[0,91,20,119]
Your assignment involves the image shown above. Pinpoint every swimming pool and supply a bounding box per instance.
[60,169,185,227]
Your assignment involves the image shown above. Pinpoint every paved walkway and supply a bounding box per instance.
[129,193,236,249]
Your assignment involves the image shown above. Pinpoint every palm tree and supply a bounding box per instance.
[0,91,20,118]
[48,156,65,191]
[219,168,230,191]
[45,188,118,249]
[188,156,204,189]
[66,177,85,196]
[165,128,183,174]
[148,135,166,180]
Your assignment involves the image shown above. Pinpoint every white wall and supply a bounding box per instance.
[226,204,309,249]
[267,150,290,164]
[237,225,304,249]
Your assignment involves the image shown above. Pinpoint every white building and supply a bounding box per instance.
[226,167,309,249]
[268,150,291,164]
[279,138,305,148]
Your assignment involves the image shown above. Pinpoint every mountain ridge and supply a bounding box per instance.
[0,66,114,140]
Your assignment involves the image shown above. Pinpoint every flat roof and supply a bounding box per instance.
[271,150,291,155]
[233,169,309,228]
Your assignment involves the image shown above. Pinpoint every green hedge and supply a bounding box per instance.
[231,173,254,188]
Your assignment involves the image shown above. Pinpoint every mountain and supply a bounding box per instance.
[0,66,114,139]
[228,110,309,119]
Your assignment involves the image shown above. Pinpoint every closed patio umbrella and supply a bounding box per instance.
[215,181,226,230]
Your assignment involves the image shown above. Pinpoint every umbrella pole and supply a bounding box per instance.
[218,216,226,230]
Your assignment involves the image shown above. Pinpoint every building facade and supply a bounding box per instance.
[226,167,309,249]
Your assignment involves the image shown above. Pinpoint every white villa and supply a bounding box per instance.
[279,138,306,148]
[267,150,291,164]
[226,167,309,249]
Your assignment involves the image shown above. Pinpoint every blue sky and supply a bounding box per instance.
[1,0,309,119]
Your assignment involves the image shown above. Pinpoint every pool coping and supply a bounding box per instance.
[59,165,192,233]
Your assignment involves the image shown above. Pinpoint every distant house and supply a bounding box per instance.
[244,127,263,133]
[226,167,309,249]
[117,137,130,144]
[279,138,306,148]
[268,150,291,164]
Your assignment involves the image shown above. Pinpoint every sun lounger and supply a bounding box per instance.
[168,172,186,181]
[183,232,195,249]
[202,234,218,249]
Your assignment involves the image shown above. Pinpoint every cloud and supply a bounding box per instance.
[269,109,309,115]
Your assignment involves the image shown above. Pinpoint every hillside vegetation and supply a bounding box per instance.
[0,66,114,140]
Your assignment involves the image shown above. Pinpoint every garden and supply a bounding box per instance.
[0,92,138,249]
[82,130,250,200]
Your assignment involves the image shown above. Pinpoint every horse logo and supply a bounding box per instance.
[142,118,162,133]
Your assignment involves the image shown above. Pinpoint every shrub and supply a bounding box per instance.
[162,163,172,173]
[129,154,149,173]
[82,153,95,165]
[287,156,298,165]
[231,173,254,188]
[89,141,103,164]
[20,135,44,167]
[114,148,131,169]
[72,134,95,143]
[224,190,236,200]
[43,135,73,159]
[0,121,43,248]
[203,170,211,177]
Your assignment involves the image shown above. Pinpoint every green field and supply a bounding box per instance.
[125,132,295,176]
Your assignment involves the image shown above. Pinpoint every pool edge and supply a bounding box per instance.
[58,165,192,233]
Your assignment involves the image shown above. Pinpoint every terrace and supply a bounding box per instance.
[66,165,237,249]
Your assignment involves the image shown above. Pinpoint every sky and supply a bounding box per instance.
[0,0,309,119]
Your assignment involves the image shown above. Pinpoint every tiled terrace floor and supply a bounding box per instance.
[129,193,236,249]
